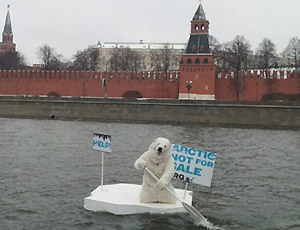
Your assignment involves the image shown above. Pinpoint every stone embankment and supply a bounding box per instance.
[0,96,299,129]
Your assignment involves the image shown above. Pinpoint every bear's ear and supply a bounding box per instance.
[149,139,157,151]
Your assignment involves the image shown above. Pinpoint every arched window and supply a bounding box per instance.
[187,58,192,64]
[194,24,199,31]
[201,24,205,31]
[204,58,208,64]
[195,58,200,64]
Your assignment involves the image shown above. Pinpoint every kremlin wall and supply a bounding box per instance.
[0,70,180,99]
[216,70,300,101]
[0,69,299,101]
[0,4,299,102]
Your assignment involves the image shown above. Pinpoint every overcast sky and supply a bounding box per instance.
[1,0,299,65]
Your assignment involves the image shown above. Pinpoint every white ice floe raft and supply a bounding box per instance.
[84,183,193,215]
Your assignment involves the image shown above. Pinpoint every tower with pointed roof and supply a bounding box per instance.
[179,1,216,100]
[0,5,16,55]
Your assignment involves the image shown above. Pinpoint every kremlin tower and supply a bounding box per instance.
[0,5,16,55]
[179,1,216,100]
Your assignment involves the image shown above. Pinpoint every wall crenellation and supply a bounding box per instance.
[0,69,299,101]
[215,70,300,101]
[0,70,180,99]
[217,70,300,80]
[0,70,180,81]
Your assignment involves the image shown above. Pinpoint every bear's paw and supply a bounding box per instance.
[135,159,147,170]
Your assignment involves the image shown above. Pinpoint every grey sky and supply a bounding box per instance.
[1,0,299,65]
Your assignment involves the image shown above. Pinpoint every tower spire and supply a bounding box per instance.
[186,1,210,54]
[1,4,15,51]
[193,0,206,20]
[3,5,13,35]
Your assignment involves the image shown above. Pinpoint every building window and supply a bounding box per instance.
[194,24,199,31]
[195,58,200,64]
[201,24,205,31]
[187,58,192,64]
[204,58,208,64]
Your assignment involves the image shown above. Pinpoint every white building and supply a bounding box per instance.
[97,41,186,71]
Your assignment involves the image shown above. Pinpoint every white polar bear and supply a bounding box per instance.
[134,137,176,204]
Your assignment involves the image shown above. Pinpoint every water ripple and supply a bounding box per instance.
[0,118,299,230]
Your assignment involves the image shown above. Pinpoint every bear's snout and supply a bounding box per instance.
[157,147,163,153]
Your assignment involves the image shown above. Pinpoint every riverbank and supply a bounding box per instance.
[0,96,300,129]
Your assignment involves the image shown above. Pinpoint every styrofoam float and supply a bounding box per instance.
[84,183,193,215]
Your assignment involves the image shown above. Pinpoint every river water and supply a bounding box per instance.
[0,118,299,230]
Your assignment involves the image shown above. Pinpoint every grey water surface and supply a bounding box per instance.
[0,118,299,230]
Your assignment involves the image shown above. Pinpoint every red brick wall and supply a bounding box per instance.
[179,54,216,96]
[216,70,300,101]
[0,69,299,101]
[191,21,209,34]
[0,41,16,53]
[179,65,216,96]
[0,70,179,99]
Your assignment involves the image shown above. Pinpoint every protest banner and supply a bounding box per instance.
[172,144,217,187]
[92,133,112,191]
[93,133,112,153]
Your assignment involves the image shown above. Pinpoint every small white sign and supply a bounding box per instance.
[172,144,217,187]
[93,133,112,153]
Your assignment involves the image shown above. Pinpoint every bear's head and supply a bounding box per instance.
[149,137,172,159]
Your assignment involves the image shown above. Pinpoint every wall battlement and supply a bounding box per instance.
[0,70,180,81]
[0,69,299,101]
[0,70,180,99]
[217,70,300,80]
[216,70,300,101]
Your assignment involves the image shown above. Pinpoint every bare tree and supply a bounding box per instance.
[73,50,88,70]
[256,38,277,70]
[225,35,252,100]
[88,47,99,71]
[120,47,133,71]
[131,51,140,72]
[211,41,231,70]
[150,44,172,72]
[109,47,121,72]
[227,35,252,71]
[72,47,99,71]
[160,44,172,72]
[0,51,26,70]
[282,37,300,68]
[209,35,221,54]
[37,44,62,70]
[109,46,141,72]
[150,49,162,72]
[255,38,277,95]
[212,35,253,71]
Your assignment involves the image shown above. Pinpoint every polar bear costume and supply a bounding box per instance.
[134,137,176,204]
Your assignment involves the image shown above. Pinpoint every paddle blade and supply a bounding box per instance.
[182,202,211,227]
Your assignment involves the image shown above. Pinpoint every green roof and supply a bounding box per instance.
[186,34,210,54]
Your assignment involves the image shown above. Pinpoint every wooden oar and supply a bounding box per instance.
[144,167,210,226]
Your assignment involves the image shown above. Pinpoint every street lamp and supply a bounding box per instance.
[102,75,107,99]
[186,80,192,99]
